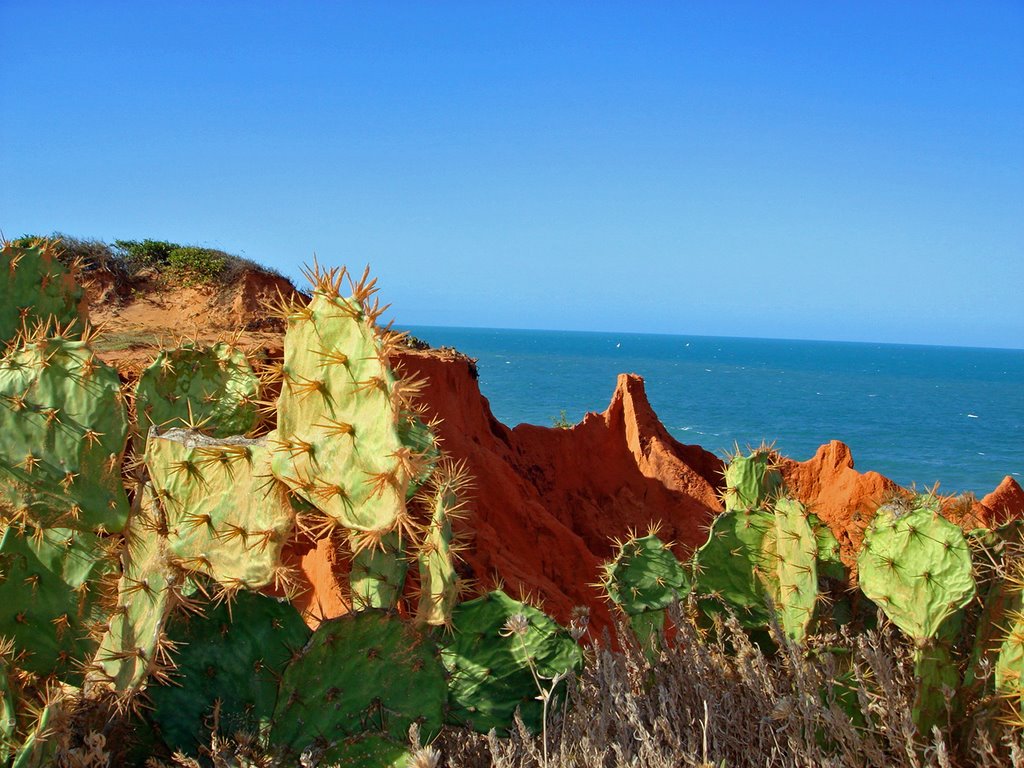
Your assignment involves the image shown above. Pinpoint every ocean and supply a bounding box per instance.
[405,326,1023,498]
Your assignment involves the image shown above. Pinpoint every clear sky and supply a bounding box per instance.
[2,2,1022,348]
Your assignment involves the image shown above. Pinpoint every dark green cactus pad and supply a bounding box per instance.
[0,240,85,345]
[601,534,690,616]
[858,497,975,641]
[912,642,959,737]
[349,531,408,611]
[440,590,583,734]
[271,610,447,758]
[0,526,114,684]
[148,590,310,757]
[692,509,774,627]
[145,429,295,590]
[0,337,130,533]
[134,342,260,442]
[313,733,413,768]
[722,448,782,512]
[0,663,14,763]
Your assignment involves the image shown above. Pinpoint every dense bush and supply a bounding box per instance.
[166,246,227,284]
[112,239,178,270]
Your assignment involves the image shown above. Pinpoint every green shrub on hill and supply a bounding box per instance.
[166,245,227,284]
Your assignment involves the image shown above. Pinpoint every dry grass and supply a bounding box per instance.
[43,600,1022,767]
[435,603,1023,768]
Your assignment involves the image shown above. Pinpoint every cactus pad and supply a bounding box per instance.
[692,509,774,627]
[762,497,819,642]
[88,485,179,693]
[270,278,426,540]
[415,467,468,626]
[722,447,782,512]
[0,526,114,684]
[858,496,975,640]
[271,610,447,758]
[601,533,690,616]
[134,342,260,442]
[0,337,130,533]
[348,531,408,611]
[441,590,583,733]
[0,240,85,345]
[145,429,295,590]
[148,590,310,756]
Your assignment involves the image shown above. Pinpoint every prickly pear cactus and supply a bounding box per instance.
[761,497,819,642]
[0,239,86,345]
[0,526,115,684]
[270,610,447,762]
[348,531,408,611]
[601,533,689,648]
[145,429,295,590]
[87,485,180,695]
[0,336,130,533]
[722,446,782,512]
[148,590,310,756]
[858,495,976,734]
[692,509,775,627]
[270,266,428,543]
[134,342,260,442]
[415,462,471,626]
[441,590,583,734]
[858,496,975,641]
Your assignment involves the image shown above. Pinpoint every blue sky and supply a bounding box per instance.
[2,2,1022,348]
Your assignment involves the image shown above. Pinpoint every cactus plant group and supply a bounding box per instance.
[3,238,1024,765]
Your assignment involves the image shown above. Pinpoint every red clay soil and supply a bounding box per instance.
[391,352,726,628]
[776,442,901,567]
[976,476,1024,526]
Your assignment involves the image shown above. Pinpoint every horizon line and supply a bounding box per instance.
[400,321,1024,354]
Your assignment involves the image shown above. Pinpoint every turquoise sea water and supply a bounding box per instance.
[406,326,1023,497]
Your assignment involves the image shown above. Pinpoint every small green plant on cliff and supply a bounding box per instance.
[552,410,573,429]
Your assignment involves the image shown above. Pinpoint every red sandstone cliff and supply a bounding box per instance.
[82,266,1022,630]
